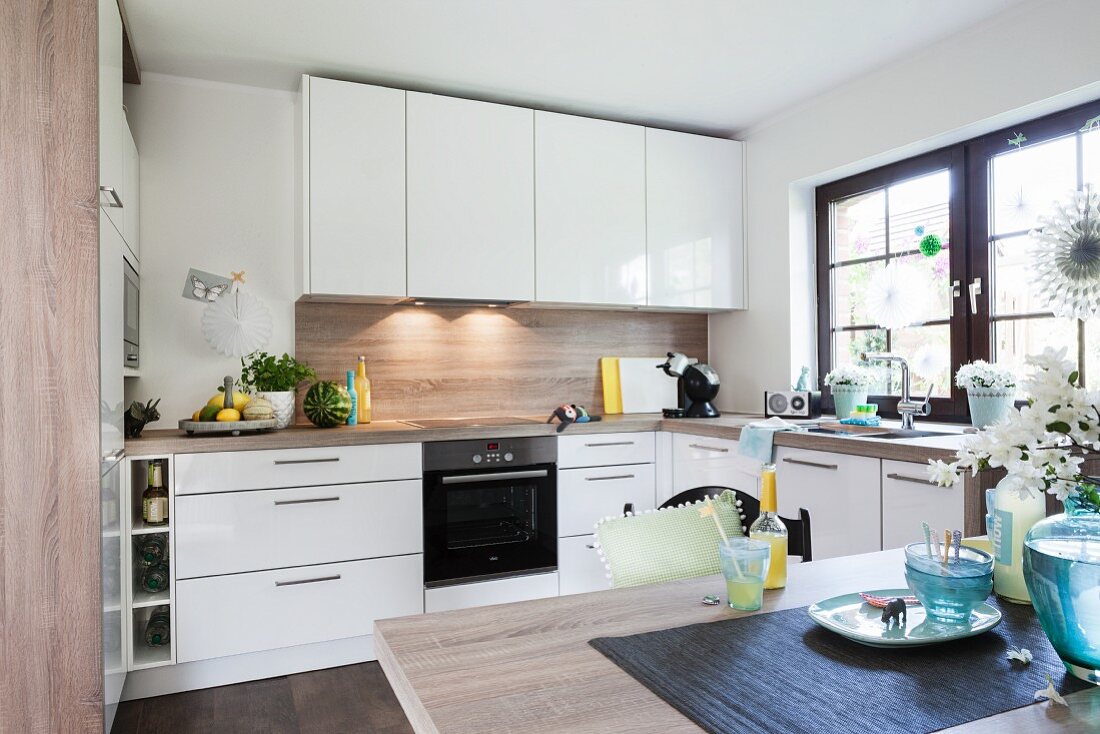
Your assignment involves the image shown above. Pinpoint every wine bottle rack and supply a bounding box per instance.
[125,455,176,671]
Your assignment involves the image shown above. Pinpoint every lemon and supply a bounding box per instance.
[192,409,202,422]
[207,391,251,410]
[216,408,241,422]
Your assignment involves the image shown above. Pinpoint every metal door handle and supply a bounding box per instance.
[584,441,635,447]
[273,457,340,466]
[441,469,548,484]
[99,185,123,208]
[950,280,961,317]
[968,278,982,315]
[886,473,941,486]
[275,574,341,587]
[782,457,838,470]
[689,443,729,453]
[585,474,635,482]
[274,496,340,506]
[585,544,597,550]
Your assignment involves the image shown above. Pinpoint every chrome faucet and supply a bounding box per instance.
[859,352,933,430]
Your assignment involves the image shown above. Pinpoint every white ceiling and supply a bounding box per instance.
[125,0,1025,136]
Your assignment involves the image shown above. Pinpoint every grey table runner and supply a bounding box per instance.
[590,599,1089,734]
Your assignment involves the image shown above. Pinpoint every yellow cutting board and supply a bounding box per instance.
[600,357,622,414]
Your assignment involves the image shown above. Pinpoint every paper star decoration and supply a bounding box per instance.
[231,270,246,284]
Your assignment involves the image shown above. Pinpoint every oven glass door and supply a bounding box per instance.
[424,465,556,586]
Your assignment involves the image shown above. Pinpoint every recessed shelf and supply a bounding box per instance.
[131,589,171,609]
[131,520,171,535]
[131,643,172,670]
[123,366,142,378]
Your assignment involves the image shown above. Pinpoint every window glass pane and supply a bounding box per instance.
[832,190,885,263]
[994,317,1078,395]
[833,260,884,327]
[887,325,951,397]
[1085,128,1100,190]
[891,250,952,322]
[833,328,886,370]
[887,170,950,254]
[992,135,1076,236]
[991,234,1049,316]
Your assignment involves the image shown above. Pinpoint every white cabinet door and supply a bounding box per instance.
[646,129,743,310]
[670,433,760,504]
[424,572,558,613]
[774,448,881,560]
[99,211,125,459]
[559,535,610,596]
[882,460,964,550]
[534,111,645,305]
[558,432,656,469]
[120,114,139,264]
[306,77,406,298]
[98,0,123,231]
[406,92,534,301]
[558,464,656,537]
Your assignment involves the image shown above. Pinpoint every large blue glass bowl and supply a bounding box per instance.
[903,542,993,623]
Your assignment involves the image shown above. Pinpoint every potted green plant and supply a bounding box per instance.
[239,351,316,429]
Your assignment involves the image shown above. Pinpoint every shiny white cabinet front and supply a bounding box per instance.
[99,211,125,459]
[670,433,761,504]
[175,479,422,578]
[882,460,963,550]
[176,555,423,663]
[557,464,656,537]
[534,111,646,306]
[646,129,744,310]
[98,0,123,231]
[406,92,534,301]
[558,535,609,596]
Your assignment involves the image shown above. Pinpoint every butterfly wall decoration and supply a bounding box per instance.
[181,268,232,303]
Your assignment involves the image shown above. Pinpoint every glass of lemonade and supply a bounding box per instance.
[718,539,771,611]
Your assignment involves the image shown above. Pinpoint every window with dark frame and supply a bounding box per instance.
[816,98,1100,422]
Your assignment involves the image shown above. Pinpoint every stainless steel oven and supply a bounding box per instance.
[123,259,139,369]
[423,437,556,587]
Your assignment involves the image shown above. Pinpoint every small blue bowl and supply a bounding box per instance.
[904,542,993,623]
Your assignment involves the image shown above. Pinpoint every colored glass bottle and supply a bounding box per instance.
[346,370,358,426]
[142,461,168,526]
[991,482,1045,603]
[144,606,171,647]
[355,356,372,424]
[135,533,168,567]
[749,466,788,589]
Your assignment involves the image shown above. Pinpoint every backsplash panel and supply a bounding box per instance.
[295,302,708,421]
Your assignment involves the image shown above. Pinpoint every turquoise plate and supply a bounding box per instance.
[807,588,1002,648]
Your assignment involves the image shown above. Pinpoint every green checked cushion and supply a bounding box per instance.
[594,490,745,588]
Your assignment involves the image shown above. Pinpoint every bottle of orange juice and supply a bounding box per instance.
[749,466,787,589]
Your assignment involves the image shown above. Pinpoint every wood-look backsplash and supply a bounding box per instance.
[295,302,707,421]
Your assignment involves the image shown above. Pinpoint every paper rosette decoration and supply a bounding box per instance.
[201,285,273,357]
[1029,187,1100,320]
[911,343,949,380]
[866,262,927,329]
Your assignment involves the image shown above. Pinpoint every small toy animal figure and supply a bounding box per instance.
[881,597,907,627]
[125,398,161,438]
[546,404,602,433]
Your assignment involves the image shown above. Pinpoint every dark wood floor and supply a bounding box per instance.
[111,662,413,734]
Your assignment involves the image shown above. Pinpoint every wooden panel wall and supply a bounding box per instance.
[295,303,708,421]
[0,0,103,731]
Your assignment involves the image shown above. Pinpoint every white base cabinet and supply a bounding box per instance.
[670,433,761,503]
[558,535,609,596]
[882,460,963,550]
[557,464,656,537]
[424,572,559,613]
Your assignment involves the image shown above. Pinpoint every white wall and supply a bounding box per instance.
[124,74,297,422]
[711,0,1100,413]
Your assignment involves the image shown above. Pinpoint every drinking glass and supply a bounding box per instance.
[718,538,771,611]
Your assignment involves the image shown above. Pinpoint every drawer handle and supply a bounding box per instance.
[585,544,597,550]
[689,443,729,453]
[886,472,940,486]
[275,574,341,587]
[782,457,838,470]
[583,441,635,447]
[585,474,635,482]
[273,457,341,466]
[274,496,341,506]
[99,185,123,208]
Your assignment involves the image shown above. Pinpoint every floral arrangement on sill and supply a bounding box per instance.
[823,364,875,387]
[929,347,1099,513]
[954,360,1016,391]
[955,360,1017,428]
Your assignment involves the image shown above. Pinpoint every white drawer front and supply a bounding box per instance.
[176,554,423,663]
[175,479,422,578]
[175,443,422,495]
[671,433,761,501]
[882,460,963,551]
[424,572,558,613]
[558,535,610,596]
[558,464,656,537]
[558,431,655,469]
[774,447,881,560]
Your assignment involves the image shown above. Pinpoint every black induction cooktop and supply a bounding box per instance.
[399,416,541,429]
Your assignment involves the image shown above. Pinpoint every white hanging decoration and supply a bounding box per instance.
[865,261,927,329]
[1029,187,1100,320]
[201,273,273,357]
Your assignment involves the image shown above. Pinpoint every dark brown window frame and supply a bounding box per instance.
[816,97,1100,423]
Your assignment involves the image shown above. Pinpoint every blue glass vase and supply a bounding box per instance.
[1023,494,1100,684]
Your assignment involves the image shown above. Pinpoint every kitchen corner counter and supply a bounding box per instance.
[126,413,964,464]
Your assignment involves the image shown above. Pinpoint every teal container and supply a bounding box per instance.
[903,542,993,623]
[965,387,1015,428]
[831,385,867,420]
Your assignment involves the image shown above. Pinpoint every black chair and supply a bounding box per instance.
[656,486,812,562]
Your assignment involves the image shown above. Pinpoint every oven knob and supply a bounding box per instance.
[472,454,482,464]
[504,452,514,462]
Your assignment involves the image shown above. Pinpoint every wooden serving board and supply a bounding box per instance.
[818,421,891,436]
[178,419,278,436]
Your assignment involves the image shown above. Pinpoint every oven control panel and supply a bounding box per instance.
[424,436,556,472]
[472,443,517,465]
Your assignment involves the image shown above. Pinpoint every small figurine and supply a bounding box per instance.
[794,366,811,391]
[881,597,907,627]
[125,398,161,438]
[546,404,602,433]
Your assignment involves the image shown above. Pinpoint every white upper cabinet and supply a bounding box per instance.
[98,0,124,232]
[646,129,744,310]
[406,92,535,302]
[534,112,646,306]
[305,77,406,299]
[121,113,139,264]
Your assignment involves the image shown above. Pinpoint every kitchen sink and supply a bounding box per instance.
[808,426,957,440]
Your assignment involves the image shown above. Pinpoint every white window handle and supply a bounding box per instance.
[950,280,961,317]
[968,278,982,315]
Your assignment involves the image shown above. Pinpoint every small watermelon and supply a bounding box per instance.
[303,381,352,428]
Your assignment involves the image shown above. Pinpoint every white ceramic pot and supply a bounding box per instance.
[259,390,295,429]
[830,384,868,420]
[965,386,1015,429]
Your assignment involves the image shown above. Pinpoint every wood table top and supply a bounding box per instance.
[375,550,1099,733]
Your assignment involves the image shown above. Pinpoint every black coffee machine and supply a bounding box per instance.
[657,352,721,418]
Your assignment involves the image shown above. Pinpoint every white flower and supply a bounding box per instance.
[824,364,875,388]
[956,360,1016,390]
[927,460,960,487]
[1034,674,1068,706]
[1006,647,1033,664]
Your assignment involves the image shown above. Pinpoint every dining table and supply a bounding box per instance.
[374,549,1099,733]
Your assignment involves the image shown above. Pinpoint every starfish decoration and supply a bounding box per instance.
[1080,114,1100,133]
[231,270,246,284]
[1007,132,1027,149]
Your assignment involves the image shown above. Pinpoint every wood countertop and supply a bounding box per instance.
[126,413,965,463]
[375,549,1099,733]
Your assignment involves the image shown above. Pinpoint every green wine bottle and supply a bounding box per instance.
[140,562,170,594]
[144,606,171,647]
[135,534,168,567]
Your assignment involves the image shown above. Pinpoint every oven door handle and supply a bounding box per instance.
[441,469,549,484]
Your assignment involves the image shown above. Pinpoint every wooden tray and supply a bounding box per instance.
[179,418,278,436]
[817,421,891,436]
